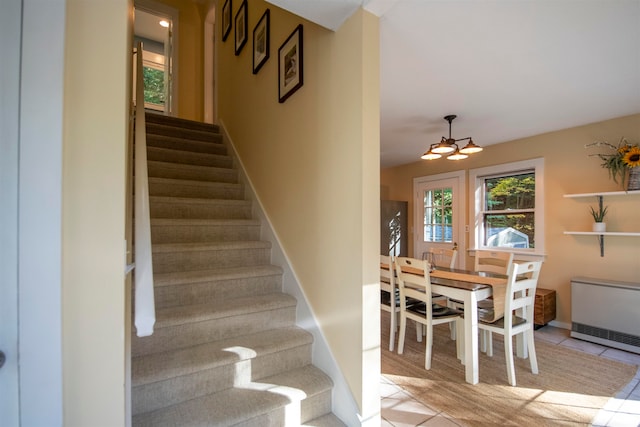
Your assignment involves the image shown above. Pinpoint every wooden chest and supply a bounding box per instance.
[534,288,556,327]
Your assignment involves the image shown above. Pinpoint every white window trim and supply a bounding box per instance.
[468,158,546,261]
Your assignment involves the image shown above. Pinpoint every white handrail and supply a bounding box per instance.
[133,42,155,337]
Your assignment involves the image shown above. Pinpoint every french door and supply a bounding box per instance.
[413,171,466,269]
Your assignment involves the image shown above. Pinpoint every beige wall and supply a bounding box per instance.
[63,0,130,425]
[217,0,380,417]
[381,114,640,326]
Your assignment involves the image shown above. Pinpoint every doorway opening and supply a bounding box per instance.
[134,3,177,115]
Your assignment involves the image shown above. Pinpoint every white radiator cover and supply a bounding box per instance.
[571,276,640,354]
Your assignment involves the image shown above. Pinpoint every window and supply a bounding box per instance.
[470,158,544,256]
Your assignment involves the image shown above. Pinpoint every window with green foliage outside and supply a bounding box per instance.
[483,172,535,248]
[143,66,165,107]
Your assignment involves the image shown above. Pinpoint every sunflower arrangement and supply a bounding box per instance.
[585,137,640,185]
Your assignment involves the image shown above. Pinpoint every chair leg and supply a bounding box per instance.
[455,319,463,361]
[504,335,516,386]
[425,324,433,370]
[527,329,539,374]
[416,321,423,342]
[446,300,457,341]
[486,331,493,357]
[398,313,407,354]
[388,311,396,352]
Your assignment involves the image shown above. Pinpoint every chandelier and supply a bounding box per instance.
[421,115,482,160]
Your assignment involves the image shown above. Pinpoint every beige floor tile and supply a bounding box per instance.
[558,336,607,355]
[381,395,437,427]
[534,325,569,344]
[601,348,640,366]
[418,413,462,427]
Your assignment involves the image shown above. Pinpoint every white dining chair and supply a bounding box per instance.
[380,254,400,351]
[449,250,514,342]
[477,260,543,386]
[395,256,463,369]
[474,250,514,275]
[475,250,515,348]
[422,246,458,269]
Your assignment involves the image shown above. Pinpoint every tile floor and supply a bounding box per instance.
[381,325,640,427]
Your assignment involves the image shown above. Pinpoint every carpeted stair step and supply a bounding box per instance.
[147,160,237,184]
[153,265,284,309]
[152,241,272,273]
[145,112,220,134]
[151,218,261,243]
[132,327,314,415]
[305,413,348,427]
[132,293,297,357]
[147,146,233,169]
[146,134,226,156]
[146,122,221,143]
[148,177,243,199]
[132,364,336,427]
[149,196,252,220]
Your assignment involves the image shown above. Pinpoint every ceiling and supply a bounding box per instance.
[377,0,640,168]
[138,1,640,169]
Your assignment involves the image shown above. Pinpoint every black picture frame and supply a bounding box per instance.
[234,0,248,56]
[221,0,232,42]
[252,9,270,74]
[278,25,303,103]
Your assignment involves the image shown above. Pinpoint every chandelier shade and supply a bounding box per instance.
[422,115,482,160]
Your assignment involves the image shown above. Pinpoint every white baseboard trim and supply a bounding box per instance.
[218,121,361,426]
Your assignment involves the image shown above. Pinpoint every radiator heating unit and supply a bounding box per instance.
[571,276,640,355]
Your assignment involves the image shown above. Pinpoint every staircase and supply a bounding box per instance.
[131,113,346,426]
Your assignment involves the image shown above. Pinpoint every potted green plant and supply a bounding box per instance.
[590,204,608,232]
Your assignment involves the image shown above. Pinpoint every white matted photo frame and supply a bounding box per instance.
[252,9,270,74]
[278,25,303,103]
[234,0,248,55]
[221,0,232,42]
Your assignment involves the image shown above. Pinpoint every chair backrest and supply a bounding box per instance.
[394,256,433,309]
[380,254,394,294]
[474,250,514,275]
[424,247,458,269]
[504,261,543,324]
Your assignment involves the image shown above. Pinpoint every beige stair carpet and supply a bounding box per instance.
[131,112,345,426]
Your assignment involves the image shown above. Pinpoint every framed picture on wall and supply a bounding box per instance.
[221,0,232,42]
[278,24,303,103]
[234,0,248,55]
[252,9,270,74]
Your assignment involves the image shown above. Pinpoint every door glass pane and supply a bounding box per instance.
[423,187,453,243]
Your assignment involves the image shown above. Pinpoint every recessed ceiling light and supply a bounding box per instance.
[159,20,169,28]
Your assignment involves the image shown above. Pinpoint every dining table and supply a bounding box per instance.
[384,261,515,385]
[428,267,504,385]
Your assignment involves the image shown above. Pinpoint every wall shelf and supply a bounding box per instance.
[564,231,640,236]
[563,190,640,256]
[563,190,640,198]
